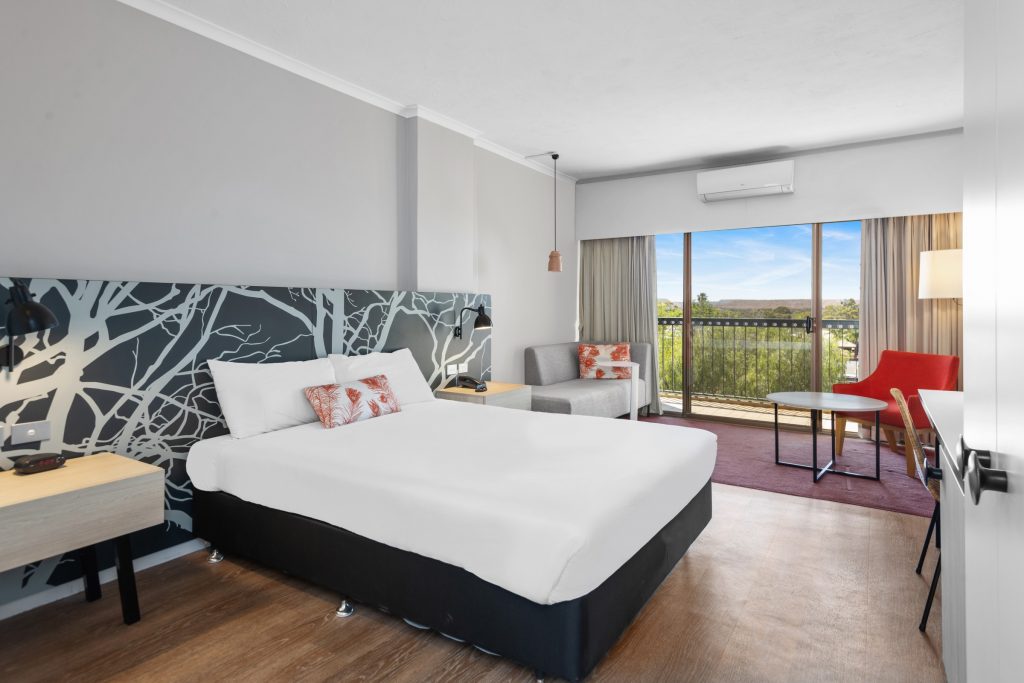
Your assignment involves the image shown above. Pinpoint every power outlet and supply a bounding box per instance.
[458,363,469,373]
[12,420,51,445]
[446,364,458,374]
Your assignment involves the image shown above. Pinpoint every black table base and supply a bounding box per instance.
[773,403,881,483]
[76,534,140,625]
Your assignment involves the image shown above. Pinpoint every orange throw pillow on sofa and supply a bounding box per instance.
[578,343,632,379]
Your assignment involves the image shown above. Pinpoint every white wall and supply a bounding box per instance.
[960,0,1024,681]
[476,148,578,382]
[576,132,963,239]
[0,0,399,289]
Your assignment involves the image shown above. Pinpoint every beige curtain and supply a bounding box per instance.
[579,236,662,413]
[860,213,963,383]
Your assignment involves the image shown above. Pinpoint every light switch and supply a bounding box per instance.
[446,364,458,374]
[458,363,469,373]
[12,420,51,445]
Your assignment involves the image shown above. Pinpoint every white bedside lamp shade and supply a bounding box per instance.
[918,249,963,299]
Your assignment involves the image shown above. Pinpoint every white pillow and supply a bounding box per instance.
[208,357,335,439]
[329,348,434,405]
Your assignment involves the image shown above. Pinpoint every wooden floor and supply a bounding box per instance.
[0,484,945,682]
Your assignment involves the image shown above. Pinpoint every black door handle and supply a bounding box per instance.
[966,450,1008,505]
[959,437,992,476]
[804,316,814,334]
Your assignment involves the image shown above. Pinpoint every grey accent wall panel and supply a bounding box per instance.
[0,278,490,604]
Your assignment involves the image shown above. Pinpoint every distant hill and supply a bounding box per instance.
[658,298,857,311]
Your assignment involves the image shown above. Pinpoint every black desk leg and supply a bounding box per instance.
[78,545,101,602]
[114,535,140,625]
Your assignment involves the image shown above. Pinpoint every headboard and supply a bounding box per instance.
[0,278,491,604]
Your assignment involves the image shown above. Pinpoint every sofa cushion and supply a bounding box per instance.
[531,378,648,418]
[578,342,632,379]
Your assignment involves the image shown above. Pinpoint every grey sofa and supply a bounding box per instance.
[524,342,652,418]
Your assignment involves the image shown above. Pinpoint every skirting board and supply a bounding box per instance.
[0,538,208,621]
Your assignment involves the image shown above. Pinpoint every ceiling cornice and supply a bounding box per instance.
[400,105,481,140]
[474,138,577,183]
[116,0,577,182]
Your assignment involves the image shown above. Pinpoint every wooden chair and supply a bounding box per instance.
[891,388,942,632]
[833,350,959,476]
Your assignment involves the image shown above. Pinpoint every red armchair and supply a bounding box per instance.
[832,350,959,475]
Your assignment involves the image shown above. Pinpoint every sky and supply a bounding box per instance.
[656,221,861,302]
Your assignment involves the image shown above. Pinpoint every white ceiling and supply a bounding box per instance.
[140,0,963,180]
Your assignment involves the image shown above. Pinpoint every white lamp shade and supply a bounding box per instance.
[918,249,963,299]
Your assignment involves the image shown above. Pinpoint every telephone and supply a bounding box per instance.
[456,376,487,392]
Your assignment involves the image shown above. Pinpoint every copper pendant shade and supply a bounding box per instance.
[547,249,563,272]
[547,153,562,272]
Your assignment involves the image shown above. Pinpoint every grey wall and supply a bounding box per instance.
[396,117,478,293]
[1,0,399,288]
[0,0,579,381]
[415,119,478,293]
[476,148,578,382]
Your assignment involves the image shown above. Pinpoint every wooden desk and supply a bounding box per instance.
[435,381,532,410]
[0,453,164,624]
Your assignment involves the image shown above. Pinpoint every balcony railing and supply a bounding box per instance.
[657,317,859,408]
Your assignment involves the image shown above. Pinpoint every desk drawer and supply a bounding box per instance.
[0,470,164,573]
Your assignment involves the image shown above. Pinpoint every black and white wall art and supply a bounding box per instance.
[0,278,491,604]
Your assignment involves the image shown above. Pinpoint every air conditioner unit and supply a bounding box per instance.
[696,159,795,202]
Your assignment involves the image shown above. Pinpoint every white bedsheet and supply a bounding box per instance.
[187,400,716,604]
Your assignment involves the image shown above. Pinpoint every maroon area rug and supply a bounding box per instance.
[644,415,934,517]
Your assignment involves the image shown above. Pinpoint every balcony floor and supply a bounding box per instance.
[660,394,858,433]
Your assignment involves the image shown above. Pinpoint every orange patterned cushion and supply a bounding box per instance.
[578,343,632,379]
[304,374,401,428]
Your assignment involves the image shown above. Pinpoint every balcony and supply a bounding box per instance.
[657,316,859,426]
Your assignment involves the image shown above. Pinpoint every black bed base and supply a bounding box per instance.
[194,481,712,681]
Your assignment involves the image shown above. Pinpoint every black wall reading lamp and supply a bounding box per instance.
[452,304,491,339]
[2,279,59,371]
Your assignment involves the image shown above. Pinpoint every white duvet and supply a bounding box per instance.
[187,399,716,604]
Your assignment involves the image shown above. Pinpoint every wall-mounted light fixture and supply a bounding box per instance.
[2,279,59,371]
[453,304,491,339]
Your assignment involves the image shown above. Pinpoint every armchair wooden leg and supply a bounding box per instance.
[905,439,917,477]
[834,416,847,456]
[883,428,899,453]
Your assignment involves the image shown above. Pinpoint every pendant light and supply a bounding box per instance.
[547,153,562,272]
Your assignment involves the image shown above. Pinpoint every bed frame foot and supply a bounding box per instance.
[207,549,224,564]
[336,600,355,618]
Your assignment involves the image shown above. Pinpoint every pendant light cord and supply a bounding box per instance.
[552,153,559,250]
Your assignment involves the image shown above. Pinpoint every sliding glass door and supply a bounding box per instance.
[819,220,862,431]
[656,221,862,426]
[690,224,814,423]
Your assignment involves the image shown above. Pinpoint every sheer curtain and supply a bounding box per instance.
[578,236,662,413]
[860,212,963,382]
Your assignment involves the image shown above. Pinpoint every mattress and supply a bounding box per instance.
[187,399,716,604]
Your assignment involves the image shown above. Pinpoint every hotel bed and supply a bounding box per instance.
[188,399,716,680]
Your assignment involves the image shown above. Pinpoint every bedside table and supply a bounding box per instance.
[0,453,164,624]
[435,382,532,410]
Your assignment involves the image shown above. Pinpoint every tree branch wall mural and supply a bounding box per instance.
[0,279,491,604]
